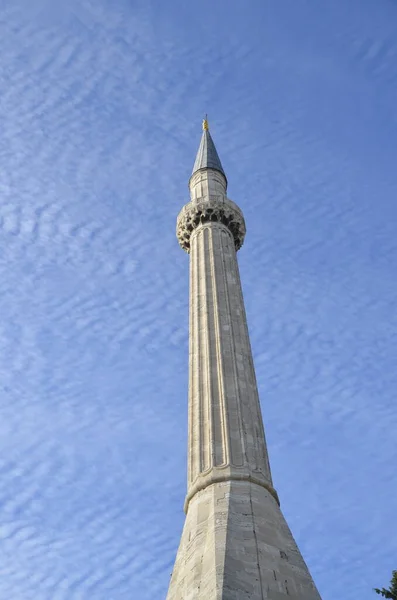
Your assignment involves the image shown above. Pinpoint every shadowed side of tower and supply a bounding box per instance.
[167,120,322,600]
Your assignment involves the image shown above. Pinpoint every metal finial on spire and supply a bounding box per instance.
[192,117,226,180]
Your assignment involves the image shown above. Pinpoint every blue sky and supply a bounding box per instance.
[0,0,396,598]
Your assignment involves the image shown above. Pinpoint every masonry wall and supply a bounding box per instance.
[167,480,321,600]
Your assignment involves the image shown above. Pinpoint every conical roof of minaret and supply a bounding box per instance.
[191,117,226,180]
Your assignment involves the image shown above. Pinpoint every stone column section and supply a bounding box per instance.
[167,163,323,599]
[169,179,322,600]
[177,192,278,512]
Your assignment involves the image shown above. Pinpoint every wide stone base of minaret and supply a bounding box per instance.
[167,480,321,600]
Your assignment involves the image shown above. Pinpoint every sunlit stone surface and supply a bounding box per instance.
[167,122,322,600]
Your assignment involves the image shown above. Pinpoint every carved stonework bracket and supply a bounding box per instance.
[176,198,246,253]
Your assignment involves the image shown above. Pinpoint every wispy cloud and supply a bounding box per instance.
[0,0,396,598]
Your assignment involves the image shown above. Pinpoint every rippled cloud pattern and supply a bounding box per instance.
[0,1,396,599]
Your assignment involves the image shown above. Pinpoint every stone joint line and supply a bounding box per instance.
[184,472,280,513]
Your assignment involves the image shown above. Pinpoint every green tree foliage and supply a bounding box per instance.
[374,570,397,599]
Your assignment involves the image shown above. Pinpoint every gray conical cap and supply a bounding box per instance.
[192,120,226,179]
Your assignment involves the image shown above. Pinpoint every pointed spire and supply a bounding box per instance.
[192,117,226,180]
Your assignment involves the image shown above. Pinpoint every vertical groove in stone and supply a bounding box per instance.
[204,228,217,466]
[233,250,272,483]
[193,231,200,483]
[188,229,194,484]
[195,234,201,480]
[230,247,260,475]
[189,232,199,485]
[219,227,245,469]
[200,228,211,472]
[195,232,203,478]
[209,226,229,467]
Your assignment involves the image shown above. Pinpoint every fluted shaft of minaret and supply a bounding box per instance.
[167,121,322,600]
[177,174,278,512]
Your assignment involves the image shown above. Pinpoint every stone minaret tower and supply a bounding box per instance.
[167,119,322,600]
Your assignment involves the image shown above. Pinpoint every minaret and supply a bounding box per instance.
[167,119,322,600]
